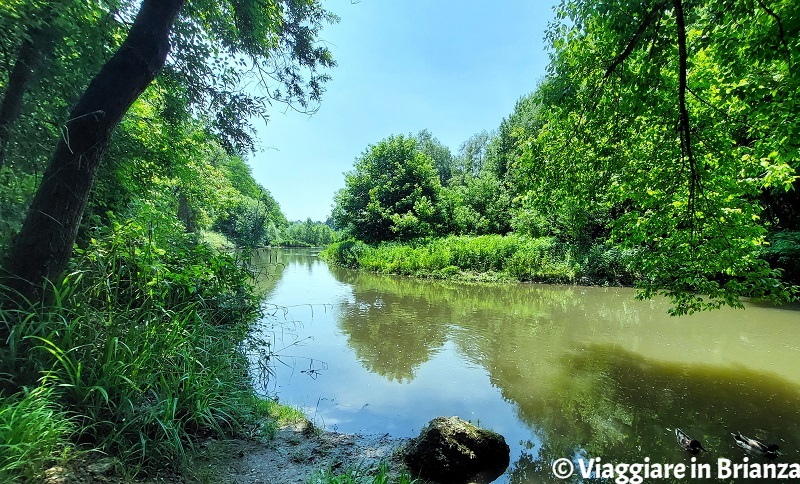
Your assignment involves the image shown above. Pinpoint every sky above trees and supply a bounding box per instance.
[250,0,559,221]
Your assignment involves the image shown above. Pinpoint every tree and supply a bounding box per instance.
[1,0,336,305]
[169,0,337,153]
[281,218,335,246]
[0,1,121,169]
[484,92,545,184]
[514,0,799,313]
[332,135,442,243]
[439,176,512,236]
[454,130,492,181]
[415,129,455,185]
[1,0,186,307]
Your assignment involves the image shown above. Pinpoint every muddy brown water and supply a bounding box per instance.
[249,248,800,483]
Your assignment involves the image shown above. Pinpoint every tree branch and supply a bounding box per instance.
[755,0,793,72]
[604,0,669,79]
[1,0,186,305]
[673,0,700,237]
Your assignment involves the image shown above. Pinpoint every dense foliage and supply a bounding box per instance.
[329,0,800,314]
[323,235,635,286]
[280,219,337,247]
[516,0,800,313]
[332,135,443,243]
[0,0,336,479]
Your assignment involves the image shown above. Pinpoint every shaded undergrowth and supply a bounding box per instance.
[0,215,281,480]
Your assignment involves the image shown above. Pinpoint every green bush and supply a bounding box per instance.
[762,231,800,284]
[578,242,638,285]
[324,234,589,284]
[505,237,575,282]
[321,240,372,268]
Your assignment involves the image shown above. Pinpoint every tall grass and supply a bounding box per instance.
[0,212,273,477]
[322,234,637,285]
[0,386,73,481]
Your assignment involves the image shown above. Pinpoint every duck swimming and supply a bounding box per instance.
[732,431,779,458]
[676,428,707,454]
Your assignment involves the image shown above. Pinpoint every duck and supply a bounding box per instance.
[732,431,779,458]
[675,428,707,454]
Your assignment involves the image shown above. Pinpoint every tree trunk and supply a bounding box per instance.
[0,24,52,168]
[177,191,198,233]
[1,0,186,306]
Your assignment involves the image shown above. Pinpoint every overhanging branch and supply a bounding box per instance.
[604,0,669,79]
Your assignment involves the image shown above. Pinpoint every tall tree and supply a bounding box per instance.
[1,0,336,307]
[0,18,52,167]
[332,135,442,243]
[455,130,491,180]
[2,0,185,306]
[0,0,123,172]
[415,129,454,185]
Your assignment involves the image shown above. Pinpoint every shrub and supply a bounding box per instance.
[762,231,800,284]
[578,242,638,285]
[321,240,372,268]
[324,234,586,284]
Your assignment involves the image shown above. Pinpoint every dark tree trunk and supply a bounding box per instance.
[0,24,52,168]
[177,191,198,233]
[673,0,700,232]
[1,0,186,306]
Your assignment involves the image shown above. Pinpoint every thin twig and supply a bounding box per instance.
[755,0,793,73]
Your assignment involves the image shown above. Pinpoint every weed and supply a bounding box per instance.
[0,213,271,477]
[322,234,638,286]
[310,460,419,484]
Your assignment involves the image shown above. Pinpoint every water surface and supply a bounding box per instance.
[250,248,800,483]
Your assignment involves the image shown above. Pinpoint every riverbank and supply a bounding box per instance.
[0,228,320,481]
[0,230,418,482]
[38,420,412,483]
[198,421,412,483]
[321,234,638,287]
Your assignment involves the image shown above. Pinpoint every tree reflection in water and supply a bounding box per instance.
[259,250,800,483]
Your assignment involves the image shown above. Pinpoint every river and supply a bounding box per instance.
[249,248,800,483]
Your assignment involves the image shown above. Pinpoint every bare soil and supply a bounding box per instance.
[41,422,411,484]
[198,422,411,483]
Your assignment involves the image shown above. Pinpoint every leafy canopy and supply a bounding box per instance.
[332,135,442,243]
[512,0,800,313]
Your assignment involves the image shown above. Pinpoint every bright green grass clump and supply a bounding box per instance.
[0,386,73,481]
[322,234,637,286]
[310,460,418,484]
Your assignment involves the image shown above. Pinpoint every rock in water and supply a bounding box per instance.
[404,416,510,483]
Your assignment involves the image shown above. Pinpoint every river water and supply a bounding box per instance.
[250,248,800,483]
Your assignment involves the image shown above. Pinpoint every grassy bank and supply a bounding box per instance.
[0,217,284,480]
[321,234,638,286]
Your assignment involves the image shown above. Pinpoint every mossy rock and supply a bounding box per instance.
[404,416,510,483]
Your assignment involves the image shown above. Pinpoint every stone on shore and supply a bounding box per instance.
[404,416,510,483]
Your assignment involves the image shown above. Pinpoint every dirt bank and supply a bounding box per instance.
[194,421,411,483]
[41,422,411,483]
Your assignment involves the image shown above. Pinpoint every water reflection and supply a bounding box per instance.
[506,345,800,482]
[255,249,800,483]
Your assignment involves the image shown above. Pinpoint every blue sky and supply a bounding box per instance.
[249,0,559,222]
